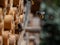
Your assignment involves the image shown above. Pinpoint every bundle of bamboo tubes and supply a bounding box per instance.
[0,0,24,45]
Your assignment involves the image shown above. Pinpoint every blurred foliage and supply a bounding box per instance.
[40,23,60,45]
[40,0,60,45]
[53,0,60,7]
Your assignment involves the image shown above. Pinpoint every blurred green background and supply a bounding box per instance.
[40,0,60,45]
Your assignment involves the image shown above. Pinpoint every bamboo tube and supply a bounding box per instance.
[8,7,17,21]
[4,15,13,30]
[9,0,13,9]
[5,0,8,8]
[0,8,4,35]
[11,22,15,34]
[0,22,4,36]
[4,15,15,34]
[9,34,16,45]
[19,15,24,23]
[4,0,8,15]
[18,0,24,15]
[2,31,9,45]
[0,24,2,35]
[20,0,24,14]
[0,36,3,45]
[15,34,19,45]
[0,8,3,15]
